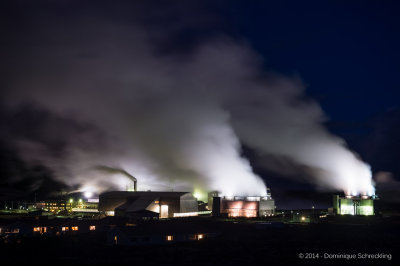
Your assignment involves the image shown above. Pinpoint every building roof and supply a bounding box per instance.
[115,196,156,213]
[100,191,191,198]
[99,191,195,212]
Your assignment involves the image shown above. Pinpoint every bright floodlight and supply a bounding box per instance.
[84,191,93,198]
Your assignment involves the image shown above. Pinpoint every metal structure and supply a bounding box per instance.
[99,191,198,218]
[209,188,275,218]
[333,195,376,216]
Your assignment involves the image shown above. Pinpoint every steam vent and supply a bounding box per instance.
[333,194,376,216]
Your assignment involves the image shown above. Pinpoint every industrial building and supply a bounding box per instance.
[35,200,67,213]
[35,195,99,214]
[209,188,275,217]
[333,195,375,216]
[99,191,198,218]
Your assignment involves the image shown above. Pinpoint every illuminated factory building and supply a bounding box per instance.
[333,195,376,216]
[209,188,275,218]
[35,200,67,213]
[99,191,198,218]
[35,196,99,214]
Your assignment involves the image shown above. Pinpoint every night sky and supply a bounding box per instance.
[1,0,399,209]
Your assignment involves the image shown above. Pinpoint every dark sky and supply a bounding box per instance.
[217,1,400,207]
[1,0,399,208]
[221,1,400,121]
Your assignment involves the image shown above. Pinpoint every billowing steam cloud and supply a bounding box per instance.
[94,166,137,184]
[2,4,374,197]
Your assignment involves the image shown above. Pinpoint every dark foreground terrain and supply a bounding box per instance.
[0,217,398,265]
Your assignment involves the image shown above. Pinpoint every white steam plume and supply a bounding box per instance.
[3,14,374,197]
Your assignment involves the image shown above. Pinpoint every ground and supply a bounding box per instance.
[0,217,398,265]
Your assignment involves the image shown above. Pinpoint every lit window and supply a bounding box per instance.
[89,225,96,231]
[160,205,168,219]
[71,226,78,231]
[62,227,69,231]
[197,234,204,240]
[166,235,173,241]
[33,227,40,232]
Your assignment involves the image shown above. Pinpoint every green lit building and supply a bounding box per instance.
[333,195,375,216]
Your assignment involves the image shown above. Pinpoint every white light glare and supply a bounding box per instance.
[84,191,93,198]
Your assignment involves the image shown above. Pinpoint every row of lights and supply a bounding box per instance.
[166,234,204,241]
[69,199,83,203]
[33,226,96,233]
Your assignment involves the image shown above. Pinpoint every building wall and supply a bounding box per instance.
[358,199,374,215]
[221,200,259,217]
[99,192,198,218]
[179,193,198,214]
[335,196,374,216]
[159,198,180,218]
[99,195,129,212]
[259,199,275,216]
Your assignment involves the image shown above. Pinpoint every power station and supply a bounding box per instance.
[333,194,376,216]
[208,188,275,218]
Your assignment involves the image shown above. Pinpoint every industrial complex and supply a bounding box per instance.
[1,181,382,221]
[0,169,389,252]
[98,188,276,219]
[332,194,376,216]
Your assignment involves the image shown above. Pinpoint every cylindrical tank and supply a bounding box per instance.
[212,196,221,217]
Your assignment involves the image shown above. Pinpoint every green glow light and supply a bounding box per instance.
[338,198,374,216]
[340,204,354,215]
[359,206,373,215]
[193,189,206,201]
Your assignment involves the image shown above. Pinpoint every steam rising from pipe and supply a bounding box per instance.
[2,7,374,197]
[94,165,137,191]
[94,166,137,183]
